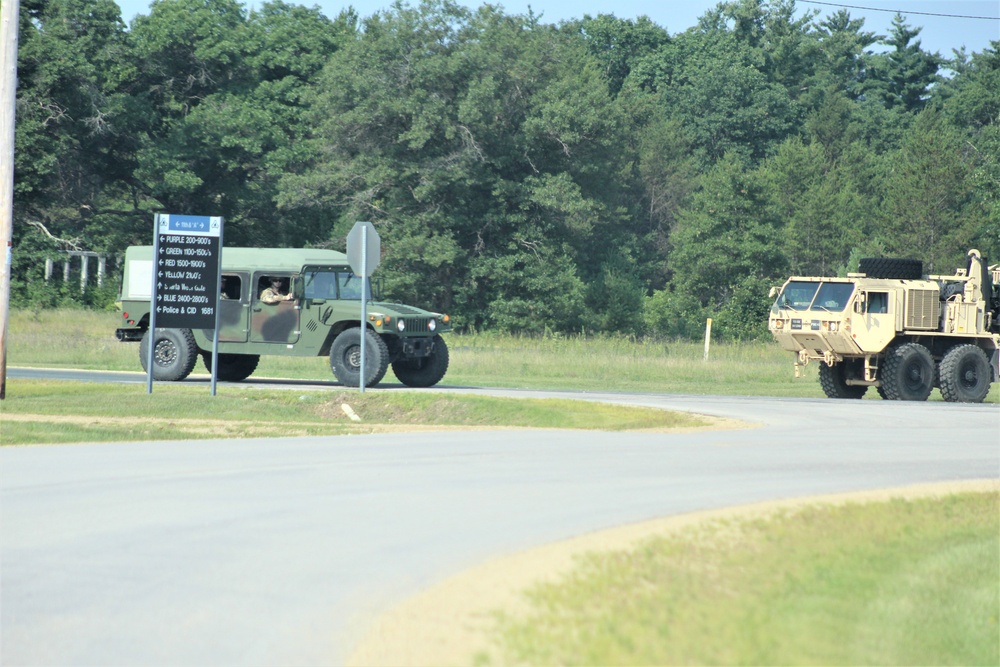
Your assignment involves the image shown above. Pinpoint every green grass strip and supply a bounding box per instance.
[0,380,708,445]
[487,492,1000,666]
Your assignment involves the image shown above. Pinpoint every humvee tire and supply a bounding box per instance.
[201,352,260,382]
[858,257,923,280]
[139,328,199,381]
[880,343,934,401]
[330,328,389,388]
[818,360,868,399]
[939,344,992,403]
[392,335,449,388]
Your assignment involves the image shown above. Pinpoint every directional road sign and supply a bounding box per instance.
[153,215,222,329]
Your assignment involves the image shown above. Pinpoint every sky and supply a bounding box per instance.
[115,0,1000,59]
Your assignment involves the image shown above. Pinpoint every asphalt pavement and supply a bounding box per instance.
[2,371,998,665]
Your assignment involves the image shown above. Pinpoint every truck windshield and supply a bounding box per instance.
[774,281,854,312]
[774,281,820,311]
[812,283,854,312]
[304,270,372,300]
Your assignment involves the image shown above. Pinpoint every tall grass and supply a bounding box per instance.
[447,331,812,395]
[7,309,997,401]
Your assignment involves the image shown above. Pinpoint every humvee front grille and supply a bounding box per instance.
[906,290,939,329]
[401,317,434,334]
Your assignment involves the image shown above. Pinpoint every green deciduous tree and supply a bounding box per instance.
[877,107,983,271]
[284,0,638,332]
[649,152,786,339]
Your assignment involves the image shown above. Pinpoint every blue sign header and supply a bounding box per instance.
[156,214,222,237]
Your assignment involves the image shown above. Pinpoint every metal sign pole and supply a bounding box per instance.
[209,219,224,396]
[146,215,162,394]
[347,220,380,393]
[359,223,367,393]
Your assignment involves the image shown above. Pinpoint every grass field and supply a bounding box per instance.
[6,309,998,400]
[485,491,1000,666]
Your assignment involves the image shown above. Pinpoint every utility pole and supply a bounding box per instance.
[0,0,18,399]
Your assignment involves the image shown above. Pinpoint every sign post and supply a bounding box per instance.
[147,214,224,394]
[346,221,381,392]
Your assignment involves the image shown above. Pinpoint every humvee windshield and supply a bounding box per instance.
[303,269,371,301]
[774,281,855,312]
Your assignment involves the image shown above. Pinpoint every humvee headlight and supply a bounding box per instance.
[428,319,437,332]
[397,319,406,332]
[829,322,839,332]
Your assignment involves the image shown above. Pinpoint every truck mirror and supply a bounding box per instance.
[291,274,303,298]
[854,292,865,313]
[768,286,779,298]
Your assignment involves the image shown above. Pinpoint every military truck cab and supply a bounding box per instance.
[769,250,1000,403]
[116,246,451,387]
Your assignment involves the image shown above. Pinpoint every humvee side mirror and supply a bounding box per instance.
[769,286,779,298]
[291,274,303,298]
[854,292,865,314]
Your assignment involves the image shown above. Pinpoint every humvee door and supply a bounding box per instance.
[250,272,301,344]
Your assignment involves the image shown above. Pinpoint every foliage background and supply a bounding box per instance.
[11,0,999,339]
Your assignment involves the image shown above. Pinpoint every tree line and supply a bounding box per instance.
[10,0,999,339]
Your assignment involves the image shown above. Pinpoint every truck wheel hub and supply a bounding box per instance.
[154,340,177,366]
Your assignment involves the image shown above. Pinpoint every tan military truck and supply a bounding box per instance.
[116,246,452,388]
[768,249,1000,402]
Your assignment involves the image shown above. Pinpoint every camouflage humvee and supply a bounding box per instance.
[769,249,1000,402]
[116,246,451,387]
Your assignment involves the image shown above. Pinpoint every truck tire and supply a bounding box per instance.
[818,361,868,399]
[330,328,389,388]
[879,343,934,401]
[858,257,923,280]
[938,345,992,403]
[392,335,450,388]
[201,352,260,382]
[139,328,199,381]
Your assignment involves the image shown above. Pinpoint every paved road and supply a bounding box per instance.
[2,370,998,665]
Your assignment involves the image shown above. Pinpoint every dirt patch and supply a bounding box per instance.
[1,413,527,441]
[346,479,1000,667]
[3,411,748,442]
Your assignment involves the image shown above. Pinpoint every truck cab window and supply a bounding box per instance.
[866,292,888,314]
[220,275,241,300]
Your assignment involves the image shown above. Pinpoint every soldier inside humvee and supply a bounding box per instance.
[260,276,294,304]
